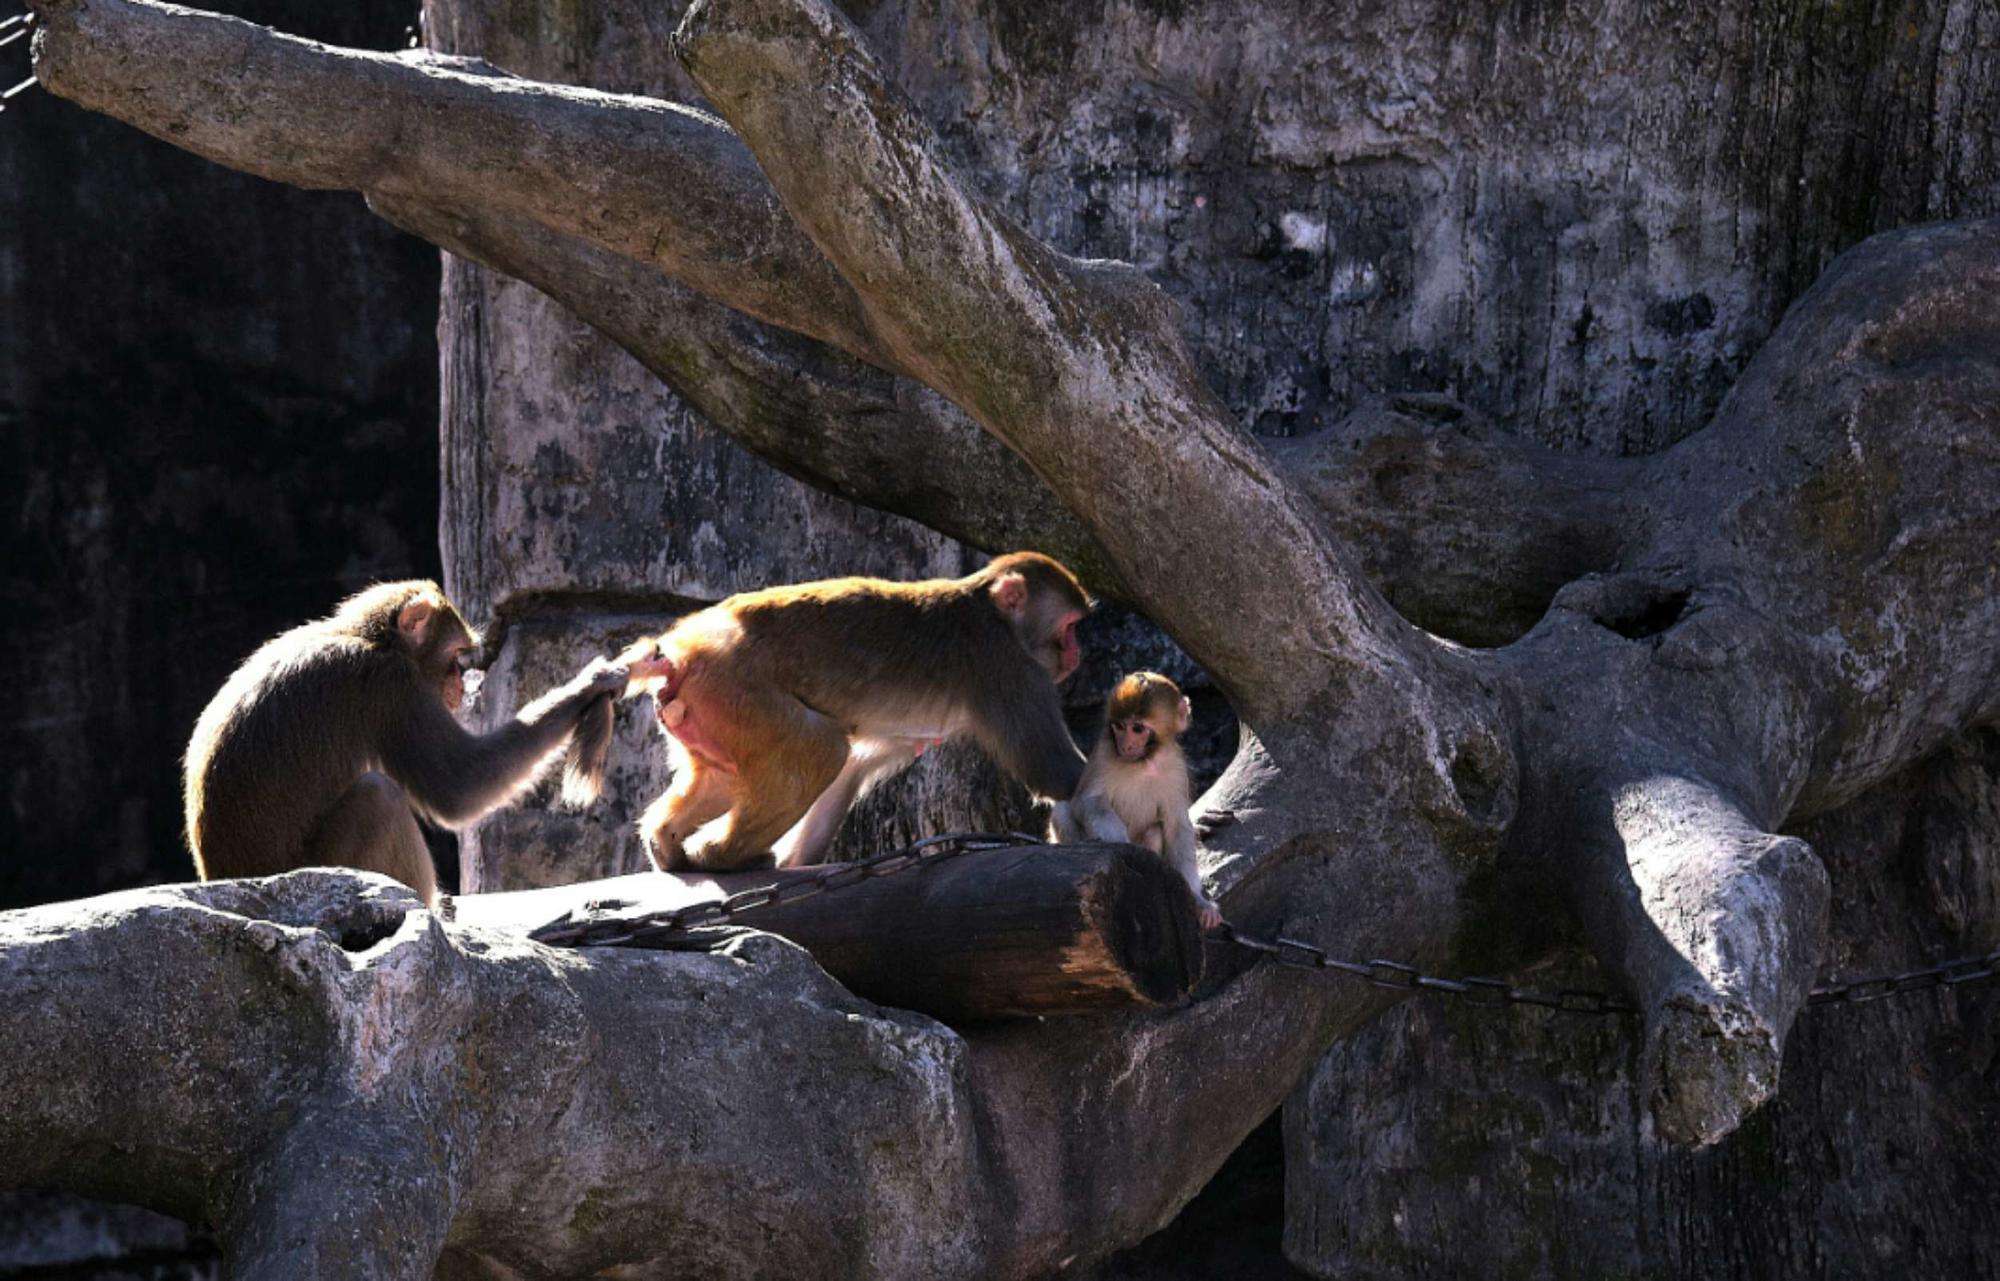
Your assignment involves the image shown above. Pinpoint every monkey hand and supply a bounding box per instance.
[610,639,678,697]
[573,656,637,701]
[1196,895,1223,932]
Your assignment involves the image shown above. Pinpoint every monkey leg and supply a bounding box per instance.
[638,747,734,873]
[774,737,923,869]
[690,698,849,872]
[303,772,438,906]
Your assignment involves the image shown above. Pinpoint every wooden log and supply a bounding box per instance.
[458,841,1203,1022]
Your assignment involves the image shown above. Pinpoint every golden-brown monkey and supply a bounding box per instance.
[1051,672,1219,929]
[619,552,1091,872]
[184,580,639,905]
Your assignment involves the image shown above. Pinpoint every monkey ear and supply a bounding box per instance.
[990,572,1029,616]
[397,598,437,645]
[1176,696,1192,733]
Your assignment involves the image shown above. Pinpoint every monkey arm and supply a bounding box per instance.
[378,662,625,828]
[966,660,1087,802]
[1160,808,1208,907]
[1069,790,1133,845]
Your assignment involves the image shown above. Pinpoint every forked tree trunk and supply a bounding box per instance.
[4,0,1998,1277]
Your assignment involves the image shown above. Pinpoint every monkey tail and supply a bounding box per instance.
[559,694,616,809]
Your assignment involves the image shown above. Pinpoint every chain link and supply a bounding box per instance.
[1215,924,1641,1015]
[528,831,1040,948]
[1805,947,2000,1006]
[529,832,2000,1016]
[1216,924,2000,1016]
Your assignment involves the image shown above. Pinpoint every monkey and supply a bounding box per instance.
[617,552,1091,873]
[1051,671,1221,930]
[183,580,640,906]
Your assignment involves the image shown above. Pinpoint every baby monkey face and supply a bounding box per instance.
[1111,718,1158,761]
[1104,672,1189,764]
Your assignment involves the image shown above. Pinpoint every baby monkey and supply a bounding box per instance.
[1051,671,1221,930]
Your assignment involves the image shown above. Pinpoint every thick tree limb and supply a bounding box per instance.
[474,843,1205,1021]
[371,194,1131,595]
[1560,771,1828,1146]
[23,0,1648,649]
[25,0,885,365]
[672,0,1418,720]
[0,801,1479,1278]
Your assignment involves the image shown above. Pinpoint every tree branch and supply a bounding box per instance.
[0,807,1484,1277]
[26,0,1660,654]
[1552,769,1830,1146]
[669,0,1437,718]
[26,0,885,365]
[371,194,1130,596]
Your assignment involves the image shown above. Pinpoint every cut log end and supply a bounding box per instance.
[1073,845,1206,1008]
[493,842,1203,1023]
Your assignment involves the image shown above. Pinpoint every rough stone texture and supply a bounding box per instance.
[0,848,1455,1279]
[0,0,442,912]
[0,874,987,1279]
[0,1191,217,1278]
[859,0,1996,457]
[1289,730,2000,1281]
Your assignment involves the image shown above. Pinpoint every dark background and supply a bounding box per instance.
[0,0,442,911]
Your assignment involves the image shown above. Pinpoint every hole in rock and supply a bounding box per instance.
[330,915,403,953]
[1080,1115,1303,1279]
[1450,747,1505,826]
[0,1190,219,1279]
[1594,588,1691,641]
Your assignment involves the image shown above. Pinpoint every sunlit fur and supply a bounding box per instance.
[184,580,622,904]
[619,552,1092,873]
[1051,672,1219,927]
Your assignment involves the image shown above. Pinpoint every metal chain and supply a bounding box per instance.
[1805,947,2000,1006]
[1216,924,2000,1016]
[1215,924,1641,1015]
[528,831,1041,948]
[530,830,2000,1016]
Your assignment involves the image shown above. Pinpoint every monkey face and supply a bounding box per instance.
[390,586,480,713]
[1105,671,1191,761]
[1049,610,1084,683]
[1112,717,1157,761]
[440,646,477,712]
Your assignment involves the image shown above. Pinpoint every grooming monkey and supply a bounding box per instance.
[619,552,1091,872]
[185,580,640,906]
[1051,672,1220,929]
